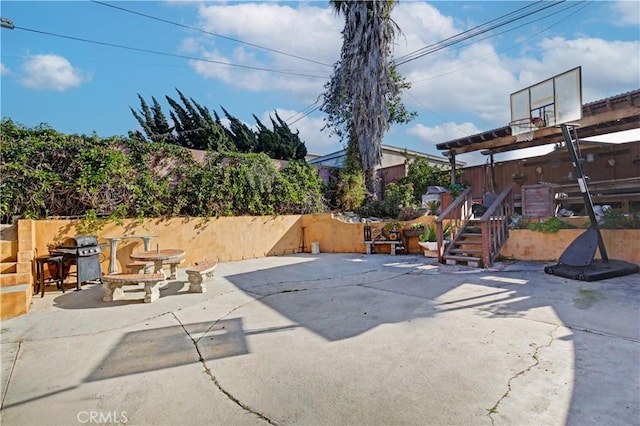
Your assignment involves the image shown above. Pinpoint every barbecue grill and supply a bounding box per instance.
[52,234,103,290]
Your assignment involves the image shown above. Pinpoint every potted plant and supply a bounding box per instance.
[426,200,441,215]
[512,171,527,185]
[383,221,402,241]
[418,222,453,253]
[403,222,425,238]
[418,223,438,252]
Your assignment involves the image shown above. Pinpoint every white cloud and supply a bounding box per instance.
[610,0,640,26]
[0,63,9,75]
[186,3,339,97]
[20,54,90,91]
[516,37,640,102]
[408,122,482,145]
[181,1,638,156]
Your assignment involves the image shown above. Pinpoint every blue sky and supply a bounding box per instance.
[2,1,639,165]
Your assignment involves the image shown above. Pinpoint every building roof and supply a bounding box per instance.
[308,144,464,167]
[435,89,640,155]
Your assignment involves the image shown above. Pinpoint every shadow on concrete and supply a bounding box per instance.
[85,318,300,382]
[85,318,248,382]
[221,254,639,424]
[52,280,193,309]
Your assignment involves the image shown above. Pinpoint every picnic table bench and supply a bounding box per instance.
[102,273,165,303]
[185,260,218,293]
[126,257,185,279]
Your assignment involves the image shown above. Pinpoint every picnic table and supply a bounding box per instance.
[130,249,186,279]
[104,234,158,274]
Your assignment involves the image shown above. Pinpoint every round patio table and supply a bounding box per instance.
[130,249,186,278]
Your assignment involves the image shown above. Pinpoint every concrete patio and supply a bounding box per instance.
[1,254,638,425]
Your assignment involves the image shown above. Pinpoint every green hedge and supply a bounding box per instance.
[0,119,326,222]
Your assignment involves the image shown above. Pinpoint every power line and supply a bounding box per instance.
[394,0,566,67]
[90,0,333,68]
[407,1,591,84]
[14,26,329,80]
[282,1,584,127]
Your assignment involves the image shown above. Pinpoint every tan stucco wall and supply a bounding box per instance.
[30,216,639,276]
[34,216,305,273]
[499,229,640,264]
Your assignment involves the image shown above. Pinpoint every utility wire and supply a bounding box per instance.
[408,1,591,85]
[283,1,582,126]
[90,0,333,68]
[395,0,565,66]
[14,26,329,80]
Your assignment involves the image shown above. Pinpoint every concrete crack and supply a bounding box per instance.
[487,324,561,425]
[1,341,21,410]
[172,312,279,425]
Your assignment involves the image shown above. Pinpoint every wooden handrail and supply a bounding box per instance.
[478,183,515,267]
[435,187,474,262]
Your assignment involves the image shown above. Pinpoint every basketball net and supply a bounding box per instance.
[510,118,543,142]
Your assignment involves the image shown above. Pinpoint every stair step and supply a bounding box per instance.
[1,262,17,274]
[460,233,482,238]
[0,284,32,319]
[1,272,32,287]
[444,255,482,268]
[0,240,17,262]
[448,248,482,254]
[453,240,482,245]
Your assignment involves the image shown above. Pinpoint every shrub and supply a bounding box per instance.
[382,182,416,219]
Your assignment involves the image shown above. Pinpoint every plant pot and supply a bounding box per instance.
[418,241,438,251]
[388,231,400,241]
[47,260,71,280]
[403,228,423,238]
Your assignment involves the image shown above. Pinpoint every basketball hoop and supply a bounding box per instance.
[510,117,544,142]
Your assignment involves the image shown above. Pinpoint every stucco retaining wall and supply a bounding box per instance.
[499,229,640,264]
[31,216,639,274]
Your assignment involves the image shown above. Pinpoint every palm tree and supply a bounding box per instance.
[324,0,400,195]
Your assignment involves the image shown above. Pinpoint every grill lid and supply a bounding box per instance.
[62,234,99,248]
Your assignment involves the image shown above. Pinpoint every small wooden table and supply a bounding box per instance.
[130,249,186,279]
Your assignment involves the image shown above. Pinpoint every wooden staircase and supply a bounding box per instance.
[1,222,35,318]
[436,183,516,268]
[444,219,484,267]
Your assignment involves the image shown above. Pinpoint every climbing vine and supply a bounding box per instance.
[0,119,325,222]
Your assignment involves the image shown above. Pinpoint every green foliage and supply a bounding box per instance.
[0,120,325,222]
[448,183,466,197]
[426,200,441,215]
[321,0,411,172]
[527,217,577,233]
[399,156,461,202]
[597,210,640,229]
[278,160,325,214]
[253,113,307,160]
[131,90,307,161]
[381,182,416,219]
[337,168,367,212]
[419,222,451,242]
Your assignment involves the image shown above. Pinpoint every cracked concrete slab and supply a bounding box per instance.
[1,254,638,425]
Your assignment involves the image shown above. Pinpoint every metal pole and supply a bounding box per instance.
[448,151,457,185]
[560,124,609,261]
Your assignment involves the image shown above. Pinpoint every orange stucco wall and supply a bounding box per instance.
[30,215,639,276]
[34,216,305,273]
[499,229,640,264]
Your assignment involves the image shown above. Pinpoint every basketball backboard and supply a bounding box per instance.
[510,66,582,139]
